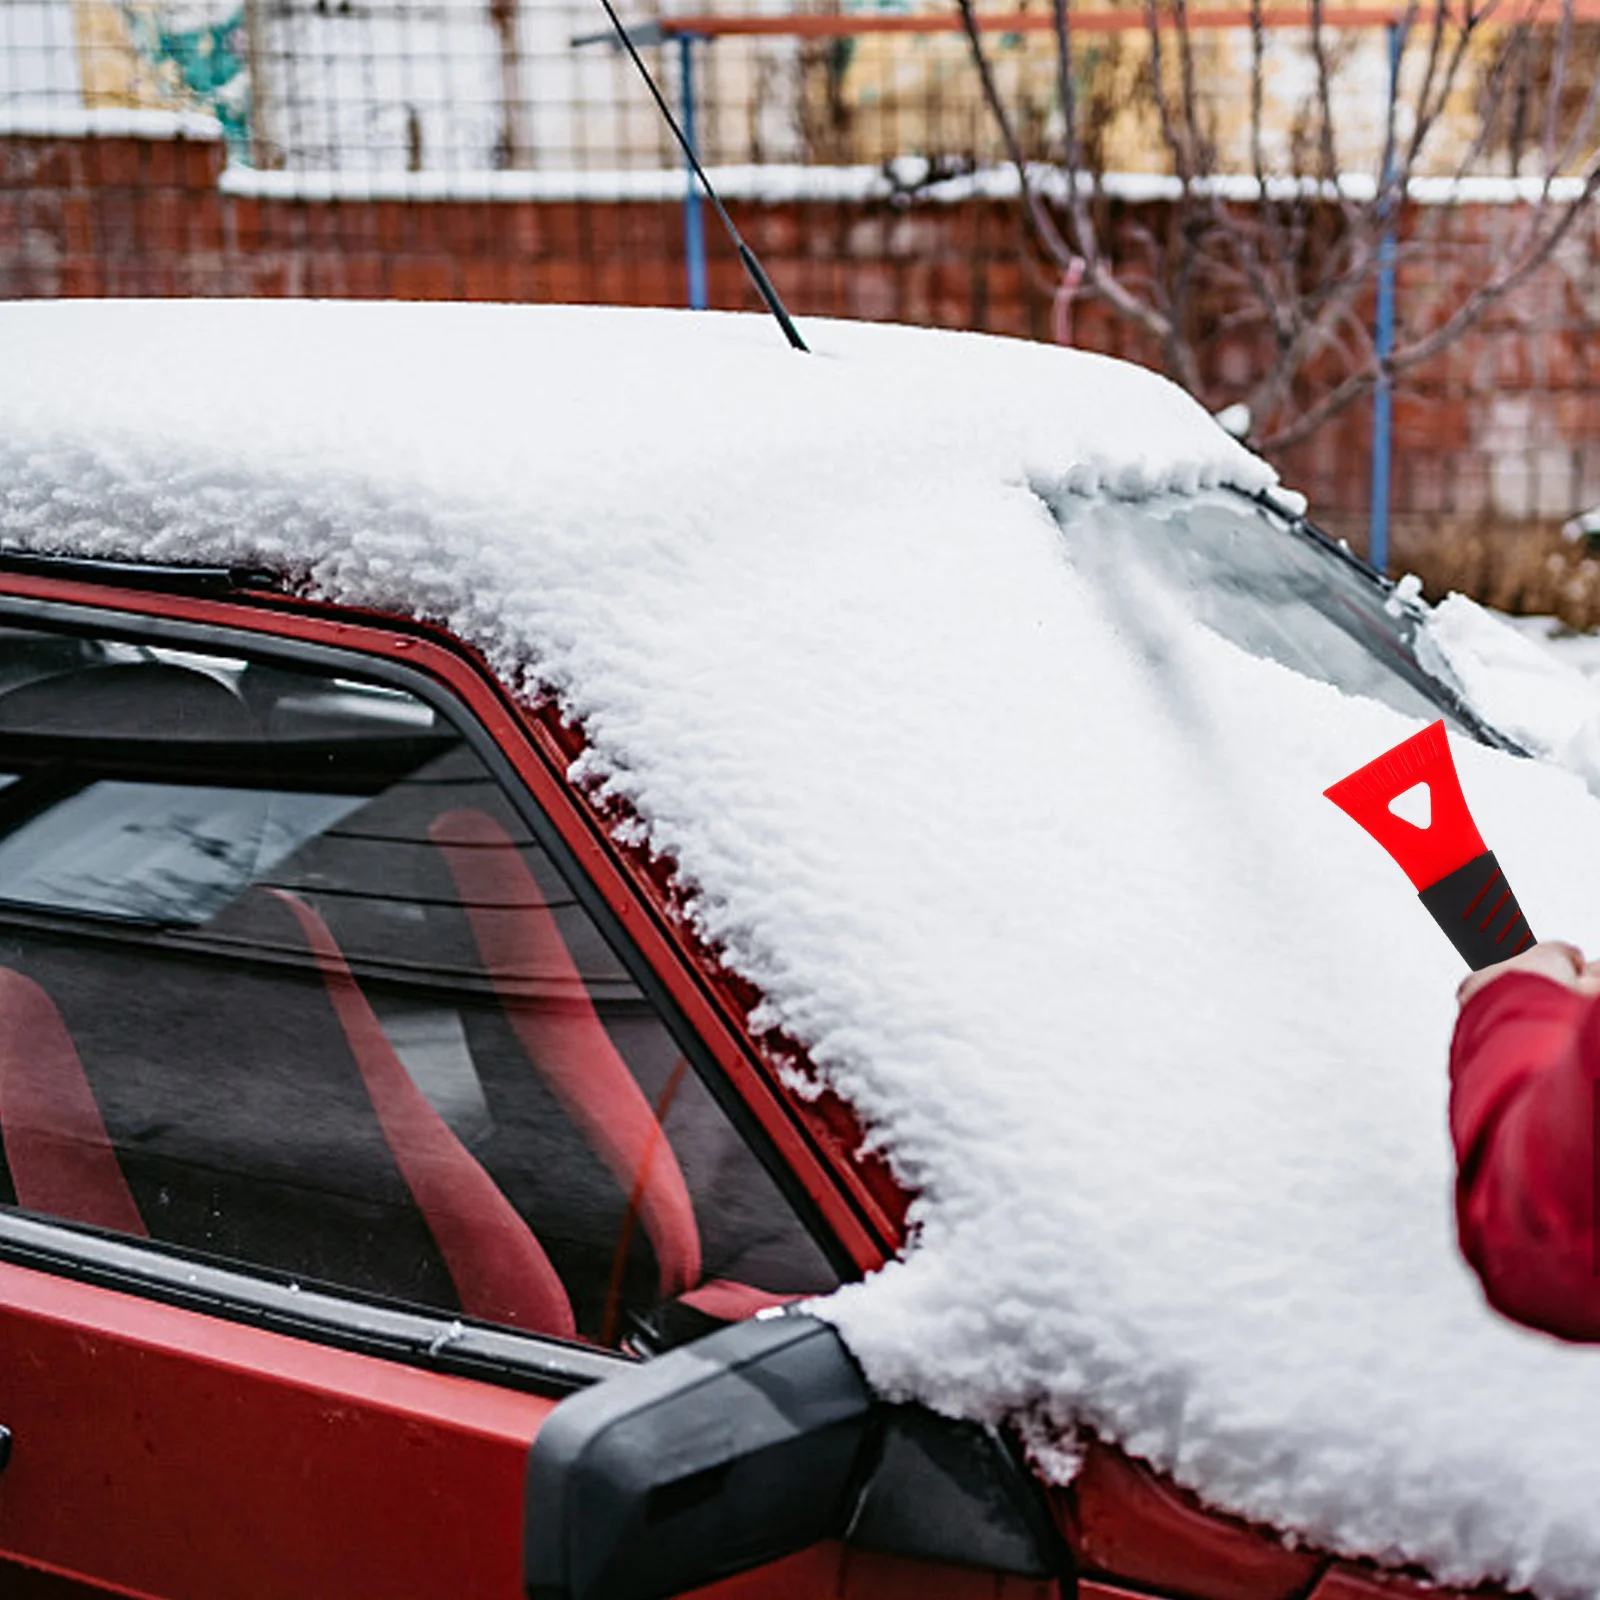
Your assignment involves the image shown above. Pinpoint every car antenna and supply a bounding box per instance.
[591,0,808,353]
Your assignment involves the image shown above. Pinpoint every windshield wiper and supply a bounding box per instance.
[1242,488,1530,758]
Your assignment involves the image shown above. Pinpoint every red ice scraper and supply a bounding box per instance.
[1324,718,1535,971]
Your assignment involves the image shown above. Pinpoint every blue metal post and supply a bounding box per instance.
[678,34,708,311]
[1369,20,1402,574]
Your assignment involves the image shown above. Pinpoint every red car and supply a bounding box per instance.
[0,301,1524,1600]
[0,541,1062,1600]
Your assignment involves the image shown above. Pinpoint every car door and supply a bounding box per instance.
[0,580,1024,1600]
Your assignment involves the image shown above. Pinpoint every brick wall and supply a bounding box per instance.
[4,128,1598,534]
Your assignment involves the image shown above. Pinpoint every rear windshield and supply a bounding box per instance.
[1046,489,1483,737]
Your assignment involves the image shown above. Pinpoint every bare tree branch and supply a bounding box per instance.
[1307,0,1351,208]
[1249,0,1267,188]
[1245,230,1377,424]
[1144,0,1197,190]
[1554,42,1600,172]
[1051,0,1102,269]
[1377,1,1419,202]
[957,0,1197,378]
[1393,163,1600,374]
[957,0,1600,454]
[1172,0,1210,181]
[1239,2,1302,347]
[955,0,1075,268]
[1260,158,1600,449]
[1540,0,1575,177]
[1402,1,1450,175]
[1393,0,1526,264]
[1407,0,1497,178]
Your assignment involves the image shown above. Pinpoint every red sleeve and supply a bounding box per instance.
[1449,972,1600,1340]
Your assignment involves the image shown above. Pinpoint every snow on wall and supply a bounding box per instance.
[0,105,222,139]
[4,300,1600,1599]
[214,160,890,204]
[211,157,1600,206]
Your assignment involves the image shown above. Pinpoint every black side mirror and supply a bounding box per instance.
[524,1311,1061,1600]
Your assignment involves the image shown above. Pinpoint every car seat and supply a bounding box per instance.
[0,660,575,1336]
[0,888,575,1336]
[428,807,702,1306]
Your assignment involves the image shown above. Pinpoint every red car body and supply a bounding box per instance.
[0,564,1483,1600]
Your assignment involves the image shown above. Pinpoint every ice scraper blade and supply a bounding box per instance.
[1324,719,1535,970]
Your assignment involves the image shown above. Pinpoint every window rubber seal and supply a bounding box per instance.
[0,1208,624,1396]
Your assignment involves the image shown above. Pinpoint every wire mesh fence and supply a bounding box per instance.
[0,0,1484,176]
[0,0,879,172]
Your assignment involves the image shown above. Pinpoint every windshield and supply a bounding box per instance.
[1046,488,1487,738]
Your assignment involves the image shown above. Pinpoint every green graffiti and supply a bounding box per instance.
[122,4,251,153]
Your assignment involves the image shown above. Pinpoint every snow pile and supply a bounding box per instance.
[6,302,1600,1598]
[1422,593,1596,752]
[1515,616,1600,689]
[1421,593,1600,804]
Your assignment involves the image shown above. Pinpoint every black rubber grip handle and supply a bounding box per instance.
[1417,849,1536,971]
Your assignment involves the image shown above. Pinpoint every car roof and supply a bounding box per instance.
[0,300,1273,532]
[5,300,1600,1600]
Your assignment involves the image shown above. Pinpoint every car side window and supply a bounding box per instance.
[0,624,837,1350]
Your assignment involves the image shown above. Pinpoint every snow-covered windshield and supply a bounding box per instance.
[1048,489,1474,735]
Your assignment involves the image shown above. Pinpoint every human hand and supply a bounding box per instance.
[1457,941,1600,1009]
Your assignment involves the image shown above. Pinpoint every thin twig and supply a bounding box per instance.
[1051,0,1102,267]
[1540,0,1575,179]
[1144,0,1194,188]
[956,0,1184,363]
[1553,46,1600,171]
[1307,0,1350,208]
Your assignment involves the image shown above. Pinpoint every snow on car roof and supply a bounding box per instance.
[6,299,1600,1599]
